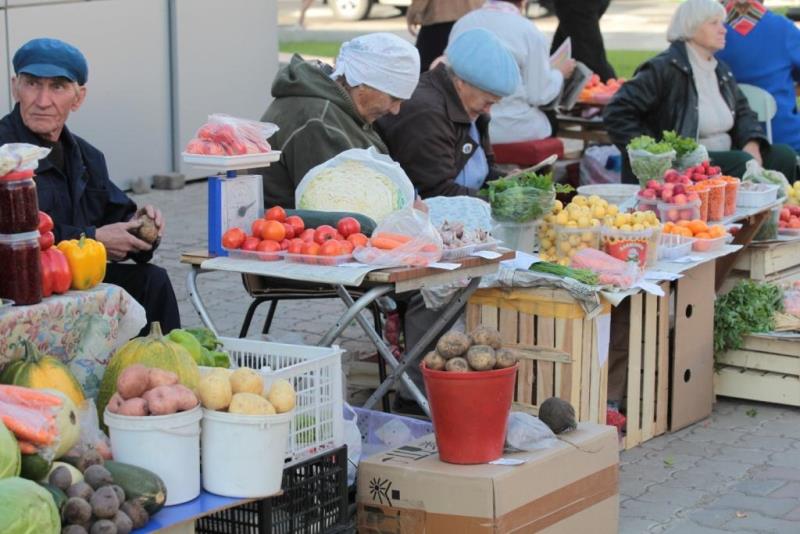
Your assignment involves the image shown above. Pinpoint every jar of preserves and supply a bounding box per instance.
[0,231,42,306]
[0,170,39,233]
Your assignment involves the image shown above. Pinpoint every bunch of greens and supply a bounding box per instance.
[661,130,699,158]
[529,261,599,285]
[627,135,674,155]
[627,135,676,185]
[714,280,783,356]
[480,171,572,223]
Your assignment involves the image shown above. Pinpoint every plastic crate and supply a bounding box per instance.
[737,183,779,208]
[658,233,694,260]
[219,337,344,466]
[195,446,349,534]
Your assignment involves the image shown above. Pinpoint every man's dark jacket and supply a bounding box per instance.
[603,40,766,183]
[376,64,499,198]
[0,105,152,262]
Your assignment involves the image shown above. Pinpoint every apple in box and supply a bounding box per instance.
[646,179,662,191]
[679,209,696,220]
[673,193,687,205]
[638,188,657,200]
[666,208,680,222]
[663,170,680,184]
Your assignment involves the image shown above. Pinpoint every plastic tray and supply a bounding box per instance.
[181,151,281,171]
[736,183,779,208]
[441,240,498,260]
[778,227,800,237]
[657,198,701,223]
[554,224,599,261]
[692,234,728,253]
[636,197,659,215]
[600,227,652,267]
[284,252,353,266]
[576,184,639,207]
[218,337,344,466]
[225,247,283,262]
[658,233,694,260]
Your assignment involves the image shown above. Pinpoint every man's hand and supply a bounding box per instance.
[137,204,165,237]
[95,220,152,261]
[743,140,763,165]
[557,59,577,79]
[408,20,420,37]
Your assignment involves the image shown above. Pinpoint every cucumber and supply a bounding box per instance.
[39,482,67,510]
[286,209,377,236]
[20,453,52,481]
[104,460,167,515]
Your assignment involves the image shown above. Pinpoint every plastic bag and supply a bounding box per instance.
[352,406,433,459]
[504,412,558,452]
[0,143,51,175]
[67,399,112,460]
[426,196,492,231]
[491,219,538,253]
[579,145,621,185]
[184,113,279,156]
[296,147,414,223]
[754,207,779,241]
[0,385,62,461]
[486,185,555,223]
[570,248,641,289]
[676,145,709,171]
[627,148,675,187]
[782,283,800,317]
[742,159,790,201]
[342,404,362,487]
[353,207,443,267]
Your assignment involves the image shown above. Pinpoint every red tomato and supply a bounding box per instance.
[222,228,247,249]
[38,231,54,251]
[339,239,354,254]
[279,238,290,250]
[320,240,344,256]
[285,215,305,236]
[257,240,281,252]
[347,233,369,248]
[260,220,286,241]
[314,225,338,244]
[38,211,54,233]
[251,219,269,238]
[265,206,287,222]
[301,241,320,255]
[336,217,361,238]
[241,236,260,251]
[334,232,344,241]
[288,238,304,254]
[282,223,295,240]
[300,228,316,242]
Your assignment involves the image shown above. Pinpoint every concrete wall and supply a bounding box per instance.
[0,0,279,188]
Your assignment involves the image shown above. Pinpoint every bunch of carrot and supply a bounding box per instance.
[0,385,62,455]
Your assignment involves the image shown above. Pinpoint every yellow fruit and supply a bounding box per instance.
[592,206,606,218]
[266,379,296,414]
[607,205,619,216]
[198,373,233,410]
[230,368,264,395]
[577,216,591,228]
[566,220,577,228]
[553,200,563,212]
[229,393,276,415]
[572,195,588,206]
[633,223,644,231]
[559,241,572,253]
[555,212,569,225]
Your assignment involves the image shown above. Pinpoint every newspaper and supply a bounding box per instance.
[200,256,379,287]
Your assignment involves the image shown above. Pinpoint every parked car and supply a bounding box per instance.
[328,0,409,21]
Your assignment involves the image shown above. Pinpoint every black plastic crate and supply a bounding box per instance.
[196,446,349,534]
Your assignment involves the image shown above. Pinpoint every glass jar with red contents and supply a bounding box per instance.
[0,231,42,305]
[0,170,39,233]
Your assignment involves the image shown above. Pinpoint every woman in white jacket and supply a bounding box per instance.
[449,0,575,143]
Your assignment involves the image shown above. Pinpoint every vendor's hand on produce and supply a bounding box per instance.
[96,221,152,261]
[557,58,577,79]
[137,205,165,237]
[743,141,762,165]
[413,196,429,213]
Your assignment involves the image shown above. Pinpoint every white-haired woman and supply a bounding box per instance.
[603,0,797,183]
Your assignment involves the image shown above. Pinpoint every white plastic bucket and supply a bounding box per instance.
[201,408,293,497]
[105,406,202,505]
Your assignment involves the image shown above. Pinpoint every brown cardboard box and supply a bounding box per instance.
[357,423,619,533]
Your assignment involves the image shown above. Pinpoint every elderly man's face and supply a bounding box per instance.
[12,73,86,142]
[693,16,726,53]
[350,85,403,124]
[453,78,502,122]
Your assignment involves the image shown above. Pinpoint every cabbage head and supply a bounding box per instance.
[0,420,20,479]
[0,477,60,534]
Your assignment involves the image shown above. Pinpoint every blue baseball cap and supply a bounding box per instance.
[13,38,88,86]
[446,28,520,98]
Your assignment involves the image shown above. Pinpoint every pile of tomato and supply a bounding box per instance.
[221,207,369,263]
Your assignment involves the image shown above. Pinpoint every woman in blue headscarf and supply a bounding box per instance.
[717,0,800,152]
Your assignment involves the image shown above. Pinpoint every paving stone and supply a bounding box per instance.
[619,516,663,534]
[637,485,706,509]
[732,435,796,452]
[758,418,800,439]
[705,493,797,518]
[620,498,678,523]
[752,466,800,482]
[714,446,769,466]
[645,439,719,459]
[685,508,734,529]
[768,449,800,469]
[620,476,655,500]
[783,505,800,521]
[732,479,788,498]
[620,462,677,483]
[724,511,800,533]
[668,459,752,485]
[659,520,731,534]
[682,428,749,445]
[769,481,800,499]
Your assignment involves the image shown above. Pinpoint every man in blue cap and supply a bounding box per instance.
[0,38,180,333]
[376,27,521,199]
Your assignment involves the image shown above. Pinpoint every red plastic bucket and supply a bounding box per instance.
[421,363,518,464]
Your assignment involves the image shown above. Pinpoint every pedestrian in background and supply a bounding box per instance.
[407,0,483,72]
[550,0,616,81]
[297,0,314,28]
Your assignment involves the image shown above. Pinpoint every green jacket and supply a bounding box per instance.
[258,55,388,208]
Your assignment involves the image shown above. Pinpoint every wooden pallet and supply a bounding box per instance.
[732,238,800,280]
[715,334,800,407]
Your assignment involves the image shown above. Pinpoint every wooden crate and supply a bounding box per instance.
[715,334,800,407]
[732,239,800,280]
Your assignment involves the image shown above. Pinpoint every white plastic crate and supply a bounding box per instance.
[217,337,344,467]
[736,183,779,208]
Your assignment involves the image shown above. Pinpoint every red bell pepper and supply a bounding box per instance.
[40,247,71,297]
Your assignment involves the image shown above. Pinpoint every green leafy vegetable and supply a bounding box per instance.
[627,135,674,155]
[714,280,783,356]
[480,171,571,223]
[627,135,676,186]
[661,130,699,158]
[529,261,599,285]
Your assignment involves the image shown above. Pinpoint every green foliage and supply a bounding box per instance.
[714,281,783,356]
[529,261,599,286]
[479,172,569,223]
[661,130,699,158]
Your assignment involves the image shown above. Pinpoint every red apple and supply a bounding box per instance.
[667,208,680,221]
[647,179,662,191]
[687,192,700,202]
[679,209,695,220]
[640,188,656,200]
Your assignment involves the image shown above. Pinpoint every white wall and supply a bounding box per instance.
[0,0,279,188]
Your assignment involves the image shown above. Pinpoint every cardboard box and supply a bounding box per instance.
[357,423,619,533]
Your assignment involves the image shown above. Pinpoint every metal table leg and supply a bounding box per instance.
[317,285,394,347]
[361,277,483,413]
[327,285,431,416]
[185,267,219,336]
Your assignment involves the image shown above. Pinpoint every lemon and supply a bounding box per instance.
[572,195,588,206]
[555,212,569,225]
[592,206,606,218]
[607,204,620,216]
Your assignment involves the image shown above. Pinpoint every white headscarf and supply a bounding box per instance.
[330,33,420,100]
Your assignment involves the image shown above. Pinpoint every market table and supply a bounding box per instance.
[132,491,266,533]
[180,250,514,416]
[0,283,146,398]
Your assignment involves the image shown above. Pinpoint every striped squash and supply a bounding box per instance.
[0,341,85,406]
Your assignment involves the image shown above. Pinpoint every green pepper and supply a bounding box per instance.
[208,351,232,368]
[168,329,207,365]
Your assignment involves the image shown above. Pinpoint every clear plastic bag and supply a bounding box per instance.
[570,248,641,289]
[579,145,621,185]
[342,404,362,487]
[0,143,51,175]
[504,412,558,452]
[0,385,62,461]
[487,186,555,223]
[627,148,676,187]
[67,399,112,460]
[677,145,709,171]
[353,207,443,267]
[184,113,279,156]
[742,159,790,201]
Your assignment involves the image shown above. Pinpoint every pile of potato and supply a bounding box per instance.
[197,368,296,415]
[424,326,518,372]
[107,365,198,417]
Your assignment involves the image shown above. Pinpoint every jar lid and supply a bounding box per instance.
[0,169,35,182]
[0,231,40,243]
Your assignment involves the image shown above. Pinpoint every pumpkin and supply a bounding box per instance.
[41,389,81,459]
[97,322,200,424]
[0,341,86,406]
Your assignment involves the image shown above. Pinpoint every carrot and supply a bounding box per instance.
[0,400,58,446]
[0,385,63,409]
[371,237,404,250]
[373,232,412,244]
[17,440,38,454]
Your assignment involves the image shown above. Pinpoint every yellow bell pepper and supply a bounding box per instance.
[57,234,107,290]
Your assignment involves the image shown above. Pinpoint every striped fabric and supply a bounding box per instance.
[724,0,767,36]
